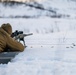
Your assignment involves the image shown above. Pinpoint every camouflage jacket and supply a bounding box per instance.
[0,28,24,52]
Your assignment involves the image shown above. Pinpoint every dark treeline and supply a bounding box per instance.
[0,0,36,2]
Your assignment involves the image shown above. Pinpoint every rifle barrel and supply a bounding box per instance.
[24,33,33,36]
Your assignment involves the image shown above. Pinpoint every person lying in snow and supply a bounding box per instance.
[0,23,25,52]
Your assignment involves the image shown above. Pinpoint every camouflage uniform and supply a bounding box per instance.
[0,23,24,52]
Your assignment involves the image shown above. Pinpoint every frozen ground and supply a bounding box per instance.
[0,0,76,75]
[0,18,76,75]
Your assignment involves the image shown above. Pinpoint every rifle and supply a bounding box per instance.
[11,30,33,46]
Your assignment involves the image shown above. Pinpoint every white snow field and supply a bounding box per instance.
[0,0,76,75]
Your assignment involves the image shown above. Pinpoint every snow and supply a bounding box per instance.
[0,35,76,75]
[0,0,76,75]
[40,0,76,18]
[0,0,76,18]
[0,18,76,33]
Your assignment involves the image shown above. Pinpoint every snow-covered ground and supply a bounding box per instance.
[0,25,76,75]
[0,0,76,75]
[0,18,76,33]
